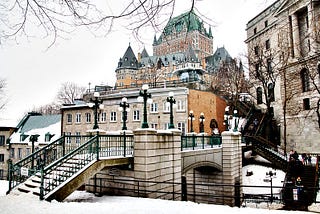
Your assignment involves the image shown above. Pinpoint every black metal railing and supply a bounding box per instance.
[181,135,221,151]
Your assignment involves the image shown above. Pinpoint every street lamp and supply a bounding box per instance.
[118,97,130,130]
[265,170,277,203]
[199,112,205,133]
[138,84,152,128]
[188,110,195,133]
[233,109,239,132]
[166,91,176,129]
[224,106,230,131]
[88,92,104,130]
[28,134,40,170]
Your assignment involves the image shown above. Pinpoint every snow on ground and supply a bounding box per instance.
[0,165,319,213]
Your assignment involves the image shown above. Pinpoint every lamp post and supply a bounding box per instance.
[188,110,195,133]
[138,84,152,128]
[88,92,104,130]
[224,106,230,131]
[199,112,205,133]
[233,109,239,132]
[28,134,40,170]
[167,91,176,129]
[118,97,130,130]
[265,170,276,203]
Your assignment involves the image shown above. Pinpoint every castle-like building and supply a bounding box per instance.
[115,10,232,90]
[246,0,320,153]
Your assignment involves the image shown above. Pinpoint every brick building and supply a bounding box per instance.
[61,87,226,136]
[246,0,320,152]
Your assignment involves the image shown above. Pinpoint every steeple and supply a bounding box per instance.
[118,44,139,69]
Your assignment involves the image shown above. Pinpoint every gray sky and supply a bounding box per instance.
[0,0,276,125]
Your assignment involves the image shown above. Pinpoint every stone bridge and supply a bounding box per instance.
[181,147,223,175]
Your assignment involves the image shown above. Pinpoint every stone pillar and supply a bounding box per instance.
[133,129,182,200]
[221,131,242,207]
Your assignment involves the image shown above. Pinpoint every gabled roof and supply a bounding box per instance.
[117,44,139,69]
[19,114,61,133]
[10,113,61,144]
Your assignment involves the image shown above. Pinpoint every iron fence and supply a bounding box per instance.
[181,135,221,151]
[85,176,320,207]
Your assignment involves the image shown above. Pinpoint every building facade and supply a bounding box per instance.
[246,0,320,152]
[61,87,226,136]
[0,126,16,179]
[8,112,61,164]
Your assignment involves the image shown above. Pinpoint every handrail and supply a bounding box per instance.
[7,135,93,194]
[40,134,134,199]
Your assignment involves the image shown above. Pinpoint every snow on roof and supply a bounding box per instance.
[10,114,61,144]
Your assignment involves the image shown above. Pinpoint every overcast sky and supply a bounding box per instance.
[0,0,276,125]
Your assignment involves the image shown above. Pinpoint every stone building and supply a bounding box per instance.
[245,0,320,152]
[115,10,237,91]
[0,126,16,179]
[61,87,226,136]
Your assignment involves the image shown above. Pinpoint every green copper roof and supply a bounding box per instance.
[18,114,61,133]
[154,10,212,45]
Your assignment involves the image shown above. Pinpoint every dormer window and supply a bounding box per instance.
[45,133,55,142]
[20,133,29,142]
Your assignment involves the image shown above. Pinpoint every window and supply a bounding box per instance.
[66,132,72,144]
[265,39,270,50]
[26,148,31,156]
[133,110,140,121]
[18,148,22,159]
[101,112,107,122]
[67,114,72,123]
[255,63,260,77]
[76,113,81,123]
[85,113,91,123]
[254,46,259,56]
[268,83,275,102]
[151,123,158,129]
[301,68,310,92]
[150,103,158,113]
[178,122,186,135]
[0,154,4,162]
[257,87,263,104]
[254,27,257,34]
[110,112,117,122]
[303,98,310,110]
[163,102,170,112]
[10,148,15,158]
[176,100,185,111]
[0,135,4,146]
[264,20,268,28]
[75,132,81,144]
[267,58,272,73]
[20,133,29,142]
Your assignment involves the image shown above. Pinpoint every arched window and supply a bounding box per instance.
[257,87,263,104]
[300,68,310,92]
[268,83,275,102]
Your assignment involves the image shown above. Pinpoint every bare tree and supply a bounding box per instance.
[30,102,61,115]
[209,58,248,108]
[56,82,86,104]
[0,0,196,46]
